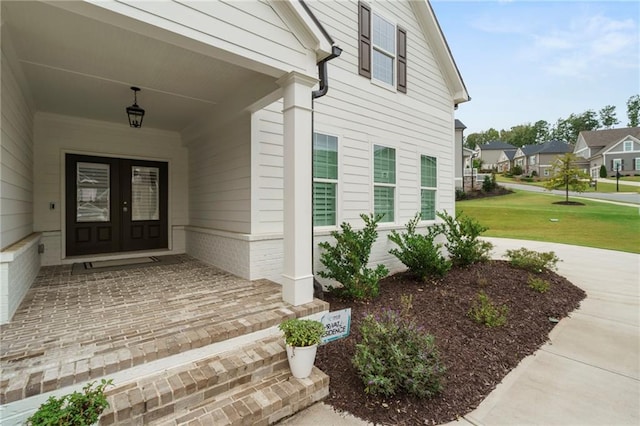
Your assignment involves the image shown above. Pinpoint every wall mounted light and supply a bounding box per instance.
[126,86,145,128]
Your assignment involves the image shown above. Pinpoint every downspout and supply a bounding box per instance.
[310,45,342,291]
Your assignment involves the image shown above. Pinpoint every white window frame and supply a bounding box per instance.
[420,154,437,222]
[371,11,396,88]
[544,169,550,177]
[612,158,623,171]
[623,140,633,152]
[313,132,340,228]
[372,144,396,223]
[635,157,640,171]
[529,155,537,165]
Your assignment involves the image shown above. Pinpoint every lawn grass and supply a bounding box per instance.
[495,174,639,193]
[456,191,640,254]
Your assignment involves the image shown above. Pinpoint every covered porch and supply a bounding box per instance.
[0,256,328,423]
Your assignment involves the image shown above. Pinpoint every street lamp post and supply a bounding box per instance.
[616,164,621,192]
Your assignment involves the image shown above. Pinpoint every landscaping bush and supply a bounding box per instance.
[512,165,523,176]
[27,379,113,426]
[435,211,493,267]
[599,165,608,178]
[482,175,493,192]
[352,307,445,398]
[318,213,388,300]
[455,188,467,201]
[388,214,451,281]
[505,247,560,273]
[468,291,508,327]
[528,275,551,293]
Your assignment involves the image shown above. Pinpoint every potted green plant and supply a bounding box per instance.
[27,379,113,426]
[278,318,326,378]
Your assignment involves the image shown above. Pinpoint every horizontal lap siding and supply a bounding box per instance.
[111,0,308,74]
[188,114,252,234]
[1,49,34,249]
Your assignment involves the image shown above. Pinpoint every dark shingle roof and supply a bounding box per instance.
[478,140,516,150]
[502,149,517,160]
[579,127,640,148]
[455,119,467,130]
[517,140,573,156]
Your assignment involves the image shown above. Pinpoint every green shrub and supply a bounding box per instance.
[455,188,467,201]
[278,318,326,347]
[528,275,551,293]
[468,291,508,327]
[27,379,113,426]
[318,213,388,300]
[352,308,445,398]
[388,213,452,281]
[505,247,560,272]
[512,165,523,176]
[599,165,607,179]
[482,175,493,192]
[435,211,493,267]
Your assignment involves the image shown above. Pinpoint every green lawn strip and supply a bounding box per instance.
[495,175,639,193]
[457,191,640,254]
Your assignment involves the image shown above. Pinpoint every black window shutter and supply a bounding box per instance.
[397,26,407,93]
[358,2,371,78]
[621,159,624,170]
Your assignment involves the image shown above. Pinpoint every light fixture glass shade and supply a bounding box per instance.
[126,87,145,128]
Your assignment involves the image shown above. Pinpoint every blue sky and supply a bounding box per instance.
[430,0,640,135]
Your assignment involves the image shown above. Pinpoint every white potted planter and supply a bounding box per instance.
[279,318,325,379]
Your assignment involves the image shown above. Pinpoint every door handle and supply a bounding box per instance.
[123,207,128,212]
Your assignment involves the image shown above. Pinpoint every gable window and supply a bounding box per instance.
[529,156,536,165]
[313,133,338,226]
[623,140,633,152]
[358,2,407,92]
[635,158,640,171]
[612,158,623,171]
[420,155,437,220]
[373,145,395,222]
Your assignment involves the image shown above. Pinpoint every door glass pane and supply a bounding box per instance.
[77,162,110,222]
[132,166,159,221]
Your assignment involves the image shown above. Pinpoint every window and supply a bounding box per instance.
[635,158,640,170]
[623,140,633,152]
[373,145,395,222]
[77,162,110,222]
[313,133,338,226]
[358,2,407,92]
[420,155,437,220]
[544,169,550,177]
[529,156,536,165]
[612,158,623,171]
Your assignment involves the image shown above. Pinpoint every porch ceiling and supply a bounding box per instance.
[2,1,278,132]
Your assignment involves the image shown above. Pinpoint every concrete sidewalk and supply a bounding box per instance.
[280,238,640,426]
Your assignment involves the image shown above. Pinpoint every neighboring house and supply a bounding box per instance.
[475,141,516,170]
[496,149,517,173]
[573,127,640,178]
[0,1,469,323]
[513,140,574,177]
[454,119,467,189]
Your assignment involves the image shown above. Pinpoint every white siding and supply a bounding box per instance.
[1,48,34,249]
[33,113,188,260]
[187,113,252,234]
[90,0,312,76]
[0,234,41,324]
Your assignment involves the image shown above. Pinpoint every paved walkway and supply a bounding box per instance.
[280,238,640,425]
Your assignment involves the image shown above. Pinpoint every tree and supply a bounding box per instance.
[627,95,640,127]
[502,124,537,147]
[465,128,500,149]
[551,110,600,143]
[599,164,607,178]
[598,105,619,129]
[543,153,589,203]
[533,120,551,144]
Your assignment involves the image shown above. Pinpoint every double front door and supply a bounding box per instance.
[65,154,168,256]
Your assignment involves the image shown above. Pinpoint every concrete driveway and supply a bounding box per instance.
[280,238,640,425]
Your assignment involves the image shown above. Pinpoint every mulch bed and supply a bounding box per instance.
[315,260,586,425]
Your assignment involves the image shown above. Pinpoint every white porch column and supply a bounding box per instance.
[276,71,317,306]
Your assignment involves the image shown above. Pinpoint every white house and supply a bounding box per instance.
[1,0,469,324]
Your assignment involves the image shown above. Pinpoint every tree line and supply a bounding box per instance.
[465,94,640,149]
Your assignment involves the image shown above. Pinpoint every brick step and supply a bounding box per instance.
[99,334,328,425]
[152,367,329,425]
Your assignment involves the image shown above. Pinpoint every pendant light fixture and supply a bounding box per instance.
[126,86,145,128]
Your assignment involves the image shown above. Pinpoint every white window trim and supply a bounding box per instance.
[371,10,397,89]
[635,157,640,171]
[372,143,397,224]
[612,158,623,171]
[419,154,438,223]
[623,140,633,152]
[313,132,341,229]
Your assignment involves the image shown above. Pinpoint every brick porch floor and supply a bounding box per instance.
[0,255,328,405]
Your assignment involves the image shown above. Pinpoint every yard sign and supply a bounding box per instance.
[320,308,351,344]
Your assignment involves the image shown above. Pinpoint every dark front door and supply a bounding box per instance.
[65,154,168,256]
